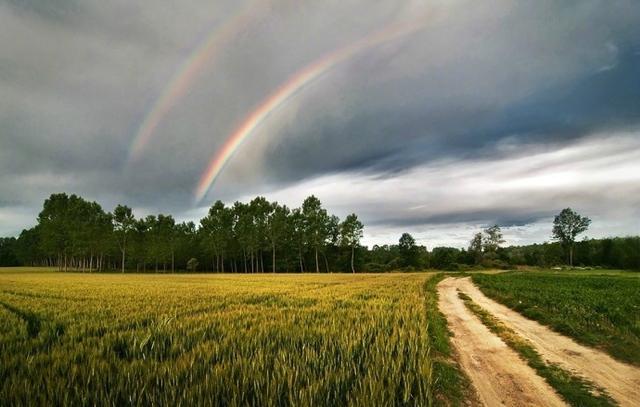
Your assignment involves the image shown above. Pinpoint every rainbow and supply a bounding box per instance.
[127,1,262,163]
[194,14,429,204]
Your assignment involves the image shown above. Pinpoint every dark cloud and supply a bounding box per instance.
[0,0,639,244]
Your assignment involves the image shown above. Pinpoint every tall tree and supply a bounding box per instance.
[302,196,330,273]
[483,225,504,255]
[398,233,419,268]
[290,208,306,272]
[267,203,290,273]
[201,201,231,272]
[113,205,135,273]
[468,232,484,264]
[340,214,364,273]
[552,208,591,267]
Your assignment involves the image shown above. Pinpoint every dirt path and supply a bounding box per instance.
[437,278,566,406]
[453,277,640,407]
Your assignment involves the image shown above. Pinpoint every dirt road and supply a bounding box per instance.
[452,277,640,407]
[437,278,566,406]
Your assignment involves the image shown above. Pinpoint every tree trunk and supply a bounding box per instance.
[221,253,225,273]
[322,252,329,273]
[315,248,319,273]
[272,243,276,273]
[299,248,304,273]
[569,244,574,267]
[121,247,125,273]
[171,250,174,273]
[260,252,264,273]
[351,246,355,273]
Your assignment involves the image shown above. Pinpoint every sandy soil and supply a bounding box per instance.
[437,278,566,406]
[452,277,640,407]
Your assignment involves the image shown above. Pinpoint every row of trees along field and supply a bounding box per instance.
[0,196,638,271]
[0,193,364,273]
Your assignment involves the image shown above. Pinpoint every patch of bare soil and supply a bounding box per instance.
[437,278,566,406]
[454,277,640,407]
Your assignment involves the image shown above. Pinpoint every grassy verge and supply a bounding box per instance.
[472,271,640,365]
[424,274,474,406]
[458,291,615,407]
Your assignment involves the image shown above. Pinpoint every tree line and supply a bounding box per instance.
[1,198,638,271]
[0,193,363,273]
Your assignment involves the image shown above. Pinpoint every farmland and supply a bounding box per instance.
[472,270,640,366]
[0,269,463,406]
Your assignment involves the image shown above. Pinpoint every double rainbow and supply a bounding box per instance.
[194,14,429,204]
[128,1,262,163]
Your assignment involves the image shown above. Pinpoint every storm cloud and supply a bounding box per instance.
[1,0,639,246]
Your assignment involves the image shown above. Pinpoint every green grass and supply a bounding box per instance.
[472,270,640,366]
[458,291,614,406]
[0,270,464,406]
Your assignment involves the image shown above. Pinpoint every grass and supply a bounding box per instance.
[472,270,640,366]
[0,269,465,406]
[458,291,615,407]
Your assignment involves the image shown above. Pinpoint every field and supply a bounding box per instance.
[0,269,463,406]
[472,270,640,366]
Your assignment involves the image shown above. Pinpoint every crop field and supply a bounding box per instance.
[0,269,462,406]
[472,270,640,366]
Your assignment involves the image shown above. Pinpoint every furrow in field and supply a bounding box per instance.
[437,277,566,406]
[454,277,640,407]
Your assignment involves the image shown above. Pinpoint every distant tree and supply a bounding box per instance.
[38,193,72,271]
[186,258,199,272]
[290,208,306,272]
[340,214,364,273]
[483,225,504,255]
[200,201,232,272]
[267,203,290,272]
[398,233,419,268]
[468,232,484,264]
[113,205,135,273]
[431,247,462,270]
[552,208,591,267]
[302,196,330,273]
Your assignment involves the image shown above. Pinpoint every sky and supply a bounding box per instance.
[1,0,639,248]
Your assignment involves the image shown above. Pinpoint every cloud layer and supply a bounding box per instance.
[1,0,639,245]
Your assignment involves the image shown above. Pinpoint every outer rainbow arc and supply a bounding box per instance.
[194,14,429,204]
[127,1,261,164]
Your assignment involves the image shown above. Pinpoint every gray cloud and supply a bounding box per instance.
[1,0,639,244]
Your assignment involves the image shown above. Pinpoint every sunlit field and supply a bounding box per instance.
[0,269,460,405]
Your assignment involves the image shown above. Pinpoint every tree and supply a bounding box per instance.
[552,208,591,267]
[398,233,419,268]
[340,214,364,273]
[186,258,199,272]
[113,205,135,273]
[267,203,290,272]
[302,196,330,273]
[468,232,483,264]
[483,225,504,255]
[200,201,231,272]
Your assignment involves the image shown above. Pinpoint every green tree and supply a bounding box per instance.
[483,225,504,255]
[398,233,419,268]
[302,196,330,273]
[340,214,364,273]
[552,208,591,267]
[267,203,290,272]
[38,193,72,271]
[113,205,135,273]
[290,208,306,272]
[201,201,232,272]
[468,232,484,264]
